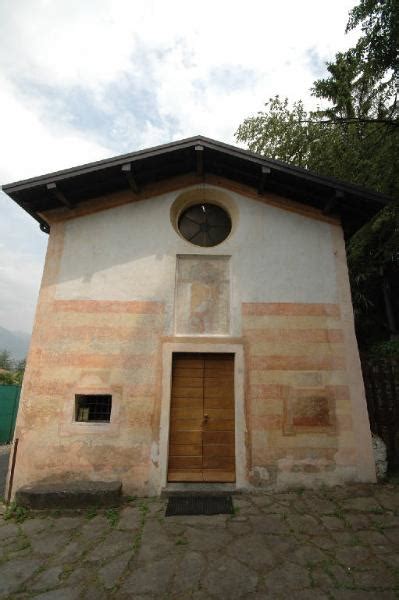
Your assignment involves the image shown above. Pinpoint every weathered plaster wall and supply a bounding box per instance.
[9,182,375,496]
[54,185,337,336]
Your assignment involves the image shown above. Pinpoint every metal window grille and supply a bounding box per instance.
[75,394,112,422]
[178,203,231,247]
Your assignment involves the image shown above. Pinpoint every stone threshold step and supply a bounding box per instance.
[15,480,122,509]
[162,483,243,498]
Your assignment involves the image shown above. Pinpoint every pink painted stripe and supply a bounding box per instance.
[40,352,157,369]
[52,300,164,314]
[242,303,341,317]
[244,328,344,343]
[249,355,346,371]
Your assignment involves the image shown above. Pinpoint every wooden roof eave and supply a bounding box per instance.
[1,136,392,235]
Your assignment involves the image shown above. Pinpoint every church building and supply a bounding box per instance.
[3,136,388,495]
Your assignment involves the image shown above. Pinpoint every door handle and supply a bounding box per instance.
[203,414,209,424]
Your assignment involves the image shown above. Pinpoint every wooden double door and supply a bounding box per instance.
[168,353,235,483]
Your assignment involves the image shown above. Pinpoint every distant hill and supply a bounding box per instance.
[0,326,30,361]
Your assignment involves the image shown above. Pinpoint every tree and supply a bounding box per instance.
[347,201,399,347]
[235,94,399,198]
[235,0,399,350]
[0,371,16,385]
[0,350,12,371]
[346,0,399,79]
[13,359,26,385]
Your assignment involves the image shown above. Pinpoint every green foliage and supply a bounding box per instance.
[368,340,399,358]
[347,201,399,345]
[0,350,12,370]
[105,507,120,527]
[236,89,398,199]
[0,371,17,385]
[346,0,399,77]
[0,351,26,385]
[4,502,29,523]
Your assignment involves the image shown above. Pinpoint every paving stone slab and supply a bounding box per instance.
[32,586,83,600]
[287,513,324,535]
[262,562,311,594]
[30,565,64,592]
[29,531,72,556]
[98,550,131,589]
[289,543,328,566]
[341,496,384,512]
[171,550,206,595]
[0,558,42,595]
[0,521,20,539]
[203,555,258,599]
[374,492,399,511]
[333,591,397,599]
[352,566,397,589]
[116,506,142,531]
[184,526,232,553]
[320,515,347,531]
[226,533,277,570]
[249,514,290,535]
[333,545,372,567]
[119,555,178,595]
[19,518,51,536]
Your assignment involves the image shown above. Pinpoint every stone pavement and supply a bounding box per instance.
[1,483,399,599]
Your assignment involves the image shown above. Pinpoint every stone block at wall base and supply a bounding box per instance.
[15,480,122,509]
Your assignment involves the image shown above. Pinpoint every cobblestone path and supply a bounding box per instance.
[1,483,399,599]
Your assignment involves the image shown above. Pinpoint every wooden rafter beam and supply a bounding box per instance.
[46,182,73,209]
[323,190,344,215]
[121,163,139,194]
[258,166,271,195]
[195,145,204,177]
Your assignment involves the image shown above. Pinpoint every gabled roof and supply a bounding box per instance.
[2,135,391,235]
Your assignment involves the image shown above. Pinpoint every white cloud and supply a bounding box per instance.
[0,0,359,332]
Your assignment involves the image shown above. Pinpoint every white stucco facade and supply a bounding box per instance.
[55,185,338,336]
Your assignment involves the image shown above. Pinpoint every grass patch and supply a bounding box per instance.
[85,507,98,520]
[105,508,120,527]
[175,536,188,546]
[4,502,29,523]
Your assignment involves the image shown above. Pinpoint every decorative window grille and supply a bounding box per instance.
[178,203,231,247]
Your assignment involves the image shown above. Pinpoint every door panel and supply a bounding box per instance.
[203,444,235,457]
[203,470,236,482]
[203,431,235,444]
[169,431,202,445]
[169,444,202,456]
[168,353,235,483]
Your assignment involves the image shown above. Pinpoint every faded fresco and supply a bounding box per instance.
[283,386,336,435]
[175,255,231,335]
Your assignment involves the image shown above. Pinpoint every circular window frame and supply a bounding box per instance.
[170,187,237,247]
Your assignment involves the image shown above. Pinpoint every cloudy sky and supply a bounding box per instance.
[0,0,359,334]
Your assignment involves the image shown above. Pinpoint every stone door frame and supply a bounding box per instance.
[159,342,247,492]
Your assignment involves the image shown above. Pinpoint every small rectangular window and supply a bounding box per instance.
[75,394,112,423]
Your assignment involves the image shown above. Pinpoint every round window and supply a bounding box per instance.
[178,203,232,247]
